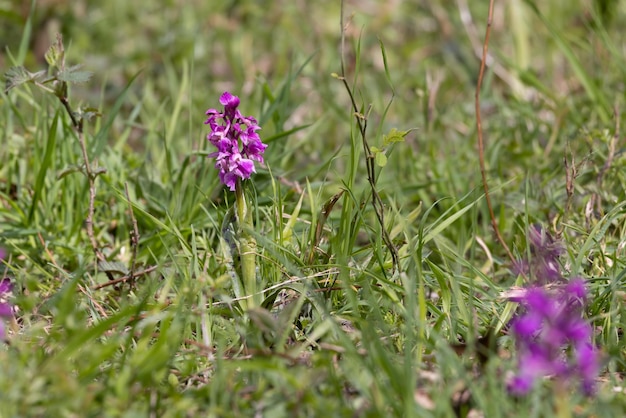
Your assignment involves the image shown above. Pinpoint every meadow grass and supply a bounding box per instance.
[1,0,626,416]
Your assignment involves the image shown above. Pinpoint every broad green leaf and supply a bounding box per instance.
[375,151,387,167]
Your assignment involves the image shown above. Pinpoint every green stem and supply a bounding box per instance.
[554,381,571,418]
[235,179,259,309]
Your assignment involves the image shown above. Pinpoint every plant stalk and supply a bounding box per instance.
[235,180,259,309]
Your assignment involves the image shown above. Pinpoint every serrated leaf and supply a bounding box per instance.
[375,151,387,167]
[57,65,93,84]
[98,261,129,275]
[45,33,65,70]
[383,128,409,146]
[4,66,44,92]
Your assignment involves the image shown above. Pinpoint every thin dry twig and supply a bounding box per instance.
[207,268,339,307]
[426,71,444,131]
[76,123,102,257]
[70,100,113,282]
[564,140,577,217]
[338,0,399,273]
[78,283,109,318]
[475,0,516,265]
[457,0,529,98]
[47,34,113,280]
[124,182,140,287]
[589,104,621,217]
[91,265,159,290]
[49,35,112,280]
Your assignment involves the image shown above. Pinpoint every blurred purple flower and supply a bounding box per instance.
[516,225,564,284]
[507,228,600,395]
[0,248,13,339]
[204,92,267,191]
[0,276,12,340]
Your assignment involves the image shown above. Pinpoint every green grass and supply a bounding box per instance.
[1,0,626,416]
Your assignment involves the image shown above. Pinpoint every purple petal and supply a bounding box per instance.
[542,326,569,349]
[576,343,600,382]
[244,140,267,162]
[242,115,258,126]
[0,303,11,317]
[563,319,591,342]
[512,312,543,337]
[0,279,11,295]
[524,288,555,316]
[565,279,587,300]
[221,171,238,191]
[508,375,534,395]
[508,346,553,395]
[233,156,255,179]
[520,345,555,377]
[219,91,240,107]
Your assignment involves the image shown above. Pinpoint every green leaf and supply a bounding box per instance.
[4,66,45,93]
[45,33,65,70]
[28,112,59,224]
[378,38,395,94]
[262,123,311,144]
[370,146,388,167]
[78,107,102,122]
[375,151,387,167]
[98,261,129,275]
[57,65,93,84]
[383,128,409,146]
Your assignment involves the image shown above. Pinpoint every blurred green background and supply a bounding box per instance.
[2,0,626,416]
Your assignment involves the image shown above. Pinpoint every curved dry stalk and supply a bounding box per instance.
[338,0,399,273]
[124,182,140,287]
[475,0,515,265]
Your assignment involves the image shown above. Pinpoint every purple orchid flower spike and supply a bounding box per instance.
[205,92,267,191]
[506,228,600,396]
